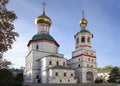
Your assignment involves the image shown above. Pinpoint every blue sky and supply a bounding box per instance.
[4,0,120,68]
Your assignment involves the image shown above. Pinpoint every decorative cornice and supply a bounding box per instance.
[72,54,96,58]
[76,45,92,48]
[27,39,59,47]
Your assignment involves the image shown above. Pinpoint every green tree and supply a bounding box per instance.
[0,0,18,68]
[108,66,120,83]
[14,73,23,86]
[0,69,14,86]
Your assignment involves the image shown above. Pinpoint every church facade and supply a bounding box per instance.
[67,12,97,83]
[24,4,76,84]
[24,4,97,84]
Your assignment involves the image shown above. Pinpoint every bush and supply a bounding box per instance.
[95,78,103,83]
[14,73,23,86]
[0,69,14,86]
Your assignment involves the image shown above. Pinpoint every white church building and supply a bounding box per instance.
[24,3,97,84]
[67,12,97,83]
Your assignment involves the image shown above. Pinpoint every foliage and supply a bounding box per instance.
[0,0,19,57]
[108,66,120,83]
[0,59,12,69]
[95,78,103,83]
[0,69,24,86]
[0,69,14,86]
[14,73,23,86]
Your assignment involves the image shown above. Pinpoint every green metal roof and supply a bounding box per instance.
[97,69,111,73]
[46,55,64,58]
[32,34,55,41]
[49,65,74,70]
[80,30,91,33]
[8,69,23,73]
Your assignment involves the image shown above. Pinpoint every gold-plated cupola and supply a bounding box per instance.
[35,2,52,27]
[79,11,87,26]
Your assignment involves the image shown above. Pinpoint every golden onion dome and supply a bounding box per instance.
[80,18,87,26]
[35,12,52,27]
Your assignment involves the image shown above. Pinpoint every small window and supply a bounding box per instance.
[87,64,89,68]
[79,58,80,61]
[68,80,70,82]
[55,72,58,76]
[36,75,39,78]
[88,58,90,61]
[87,37,90,43]
[63,62,65,66]
[78,64,80,68]
[56,61,59,66]
[92,59,93,62]
[71,73,73,77]
[81,36,85,43]
[60,79,62,82]
[36,45,39,49]
[64,72,66,77]
[49,61,52,65]
[77,37,79,44]
[91,65,93,68]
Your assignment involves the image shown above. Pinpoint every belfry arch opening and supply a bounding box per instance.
[86,71,94,82]
[81,36,85,43]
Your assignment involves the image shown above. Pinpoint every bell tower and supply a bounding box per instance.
[67,11,97,83]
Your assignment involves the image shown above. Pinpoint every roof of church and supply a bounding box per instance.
[27,33,59,47]
[46,54,64,58]
[75,30,91,37]
[32,34,55,41]
[80,30,91,33]
[97,69,111,73]
[49,65,74,70]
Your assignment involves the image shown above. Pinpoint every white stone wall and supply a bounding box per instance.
[97,72,110,81]
[75,33,92,49]
[48,69,76,83]
[28,42,58,53]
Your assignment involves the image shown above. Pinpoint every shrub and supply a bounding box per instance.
[0,69,14,86]
[95,78,103,83]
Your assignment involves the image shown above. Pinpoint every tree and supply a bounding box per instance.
[0,69,14,86]
[108,66,120,83]
[0,0,18,68]
[0,59,12,69]
[0,0,18,55]
[14,73,23,86]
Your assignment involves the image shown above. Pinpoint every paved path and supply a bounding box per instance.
[24,83,118,86]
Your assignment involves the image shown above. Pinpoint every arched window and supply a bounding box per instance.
[71,73,73,77]
[64,72,66,77]
[60,80,62,82]
[77,37,79,44]
[55,72,58,76]
[56,61,59,66]
[36,45,39,49]
[87,37,90,43]
[91,65,93,68]
[88,58,90,61]
[87,64,89,68]
[92,59,94,62]
[78,64,81,68]
[81,36,85,43]
[63,62,65,66]
[79,58,80,61]
[49,61,52,65]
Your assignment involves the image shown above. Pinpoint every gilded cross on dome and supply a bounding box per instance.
[82,10,85,19]
[42,2,46,14]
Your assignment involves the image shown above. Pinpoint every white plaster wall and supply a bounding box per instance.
[97,72,110,81]
[29,42,58,53]
[48,69,76,83]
